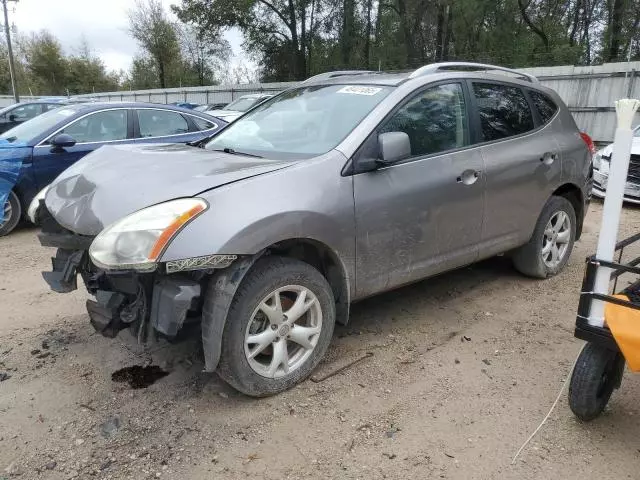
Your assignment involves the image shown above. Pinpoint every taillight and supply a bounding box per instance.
[580,132,596,155]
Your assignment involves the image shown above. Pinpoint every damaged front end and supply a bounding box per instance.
[37,203,236,351]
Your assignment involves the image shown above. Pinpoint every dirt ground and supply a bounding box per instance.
[2,201,640,480]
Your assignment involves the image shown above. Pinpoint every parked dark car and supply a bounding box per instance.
[0,99,69,134]
[0,102,226,236]
[37,63,593,397]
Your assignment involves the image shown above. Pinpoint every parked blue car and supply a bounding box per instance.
[0,102,226,235]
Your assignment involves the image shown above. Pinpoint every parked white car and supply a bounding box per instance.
[592,126,640,204]
[204,94,273,123]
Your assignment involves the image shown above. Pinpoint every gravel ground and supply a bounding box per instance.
[1,201,640,480]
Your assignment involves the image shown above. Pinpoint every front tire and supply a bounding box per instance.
[0,191,21,237]
[513,195,576,278]
[569,343,625,421]
[215,256,336,397]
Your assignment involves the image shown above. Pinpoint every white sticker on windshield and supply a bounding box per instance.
[337,86,382,96]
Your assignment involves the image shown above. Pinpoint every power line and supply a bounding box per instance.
[2,0,19,103]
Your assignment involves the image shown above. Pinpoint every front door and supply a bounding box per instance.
[32,109,131,189]
[353,82,485,298]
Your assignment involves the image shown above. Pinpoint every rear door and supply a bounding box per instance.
[31,108,131,189]
[470,81,561,256]
[353,82,485,297]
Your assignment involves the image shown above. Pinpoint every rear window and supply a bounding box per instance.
[529,90,558,124]
[191,116,216,131]
[473,83,534,141]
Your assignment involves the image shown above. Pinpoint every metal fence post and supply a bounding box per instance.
[206,90,210,103]
[627,69,637,98]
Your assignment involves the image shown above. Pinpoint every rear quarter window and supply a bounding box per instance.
[472,83,534,141]
[529,90,558,124]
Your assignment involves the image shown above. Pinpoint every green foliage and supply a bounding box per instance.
[174,0,640,81]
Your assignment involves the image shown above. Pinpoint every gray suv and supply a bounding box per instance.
[37,63,593,396]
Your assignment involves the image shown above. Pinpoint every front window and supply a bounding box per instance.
[206,85,392,159]
[60,110,128,143]
[0,106,83,143]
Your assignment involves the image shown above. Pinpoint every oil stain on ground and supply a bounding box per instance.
[111,365,168,389]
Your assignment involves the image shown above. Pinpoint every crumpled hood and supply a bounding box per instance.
[45,143,294,235]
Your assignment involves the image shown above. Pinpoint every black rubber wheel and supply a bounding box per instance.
[513,195,576,278]
[215,256,336,397]
[0,191,21,237]
[569,343,625,421]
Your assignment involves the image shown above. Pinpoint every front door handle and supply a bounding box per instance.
[457,169,481,185]
[540,152,557,165]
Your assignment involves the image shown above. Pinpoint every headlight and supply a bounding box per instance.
[89,198,208,271]
[27,186,49,224]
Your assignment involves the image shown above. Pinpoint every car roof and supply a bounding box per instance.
[302,62,540,88]
[62,101,224,117]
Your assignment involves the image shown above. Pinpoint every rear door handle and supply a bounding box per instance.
[540,152,557,165]
[457,169,481,185]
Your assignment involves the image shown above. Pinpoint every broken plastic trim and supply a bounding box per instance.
[165,254,237,274]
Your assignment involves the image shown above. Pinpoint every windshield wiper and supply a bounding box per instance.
[211,147,263,158]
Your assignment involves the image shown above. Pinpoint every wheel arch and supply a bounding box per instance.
[266,238,351,327]
[200,238,351,373]
[553,183,584,240]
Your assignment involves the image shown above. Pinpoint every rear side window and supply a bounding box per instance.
[137,110,189,138]
[529,90,558,124]
[472,83,534,141]
[191,116,217,131]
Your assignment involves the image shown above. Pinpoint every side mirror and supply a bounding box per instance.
[8,114,16,122]
[50,133,77,150]
[378,131,411,164]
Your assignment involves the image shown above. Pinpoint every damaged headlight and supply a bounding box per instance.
[89,198,208,271]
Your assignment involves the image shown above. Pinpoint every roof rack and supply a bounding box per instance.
[302,70,376,84]
[408,62,538,83]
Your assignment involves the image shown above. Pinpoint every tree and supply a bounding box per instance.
[22,31,67,94]
[128,0,181,88]
[177,23,230,86]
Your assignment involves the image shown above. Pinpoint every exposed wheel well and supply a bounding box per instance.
[553,184,584,240]
[265,239,351,325]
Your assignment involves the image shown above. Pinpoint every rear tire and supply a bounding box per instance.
[569,343,625,421]
[513,196,576,278]
[0,191,21,237]
[215,256,336,397]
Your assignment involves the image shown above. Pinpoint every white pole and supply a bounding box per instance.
[588,99,640,327]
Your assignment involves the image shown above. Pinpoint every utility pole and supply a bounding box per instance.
[2,0,19,103]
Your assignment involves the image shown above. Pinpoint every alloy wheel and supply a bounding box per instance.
[541,211,571,269]
[1,198,11,227]
[244,285,323,379]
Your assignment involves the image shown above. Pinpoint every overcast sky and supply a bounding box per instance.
[7,0,249,72]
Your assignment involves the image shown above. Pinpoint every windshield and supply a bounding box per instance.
[0,105,83,143]
[206,85,392,158]
[223,97,263,112]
